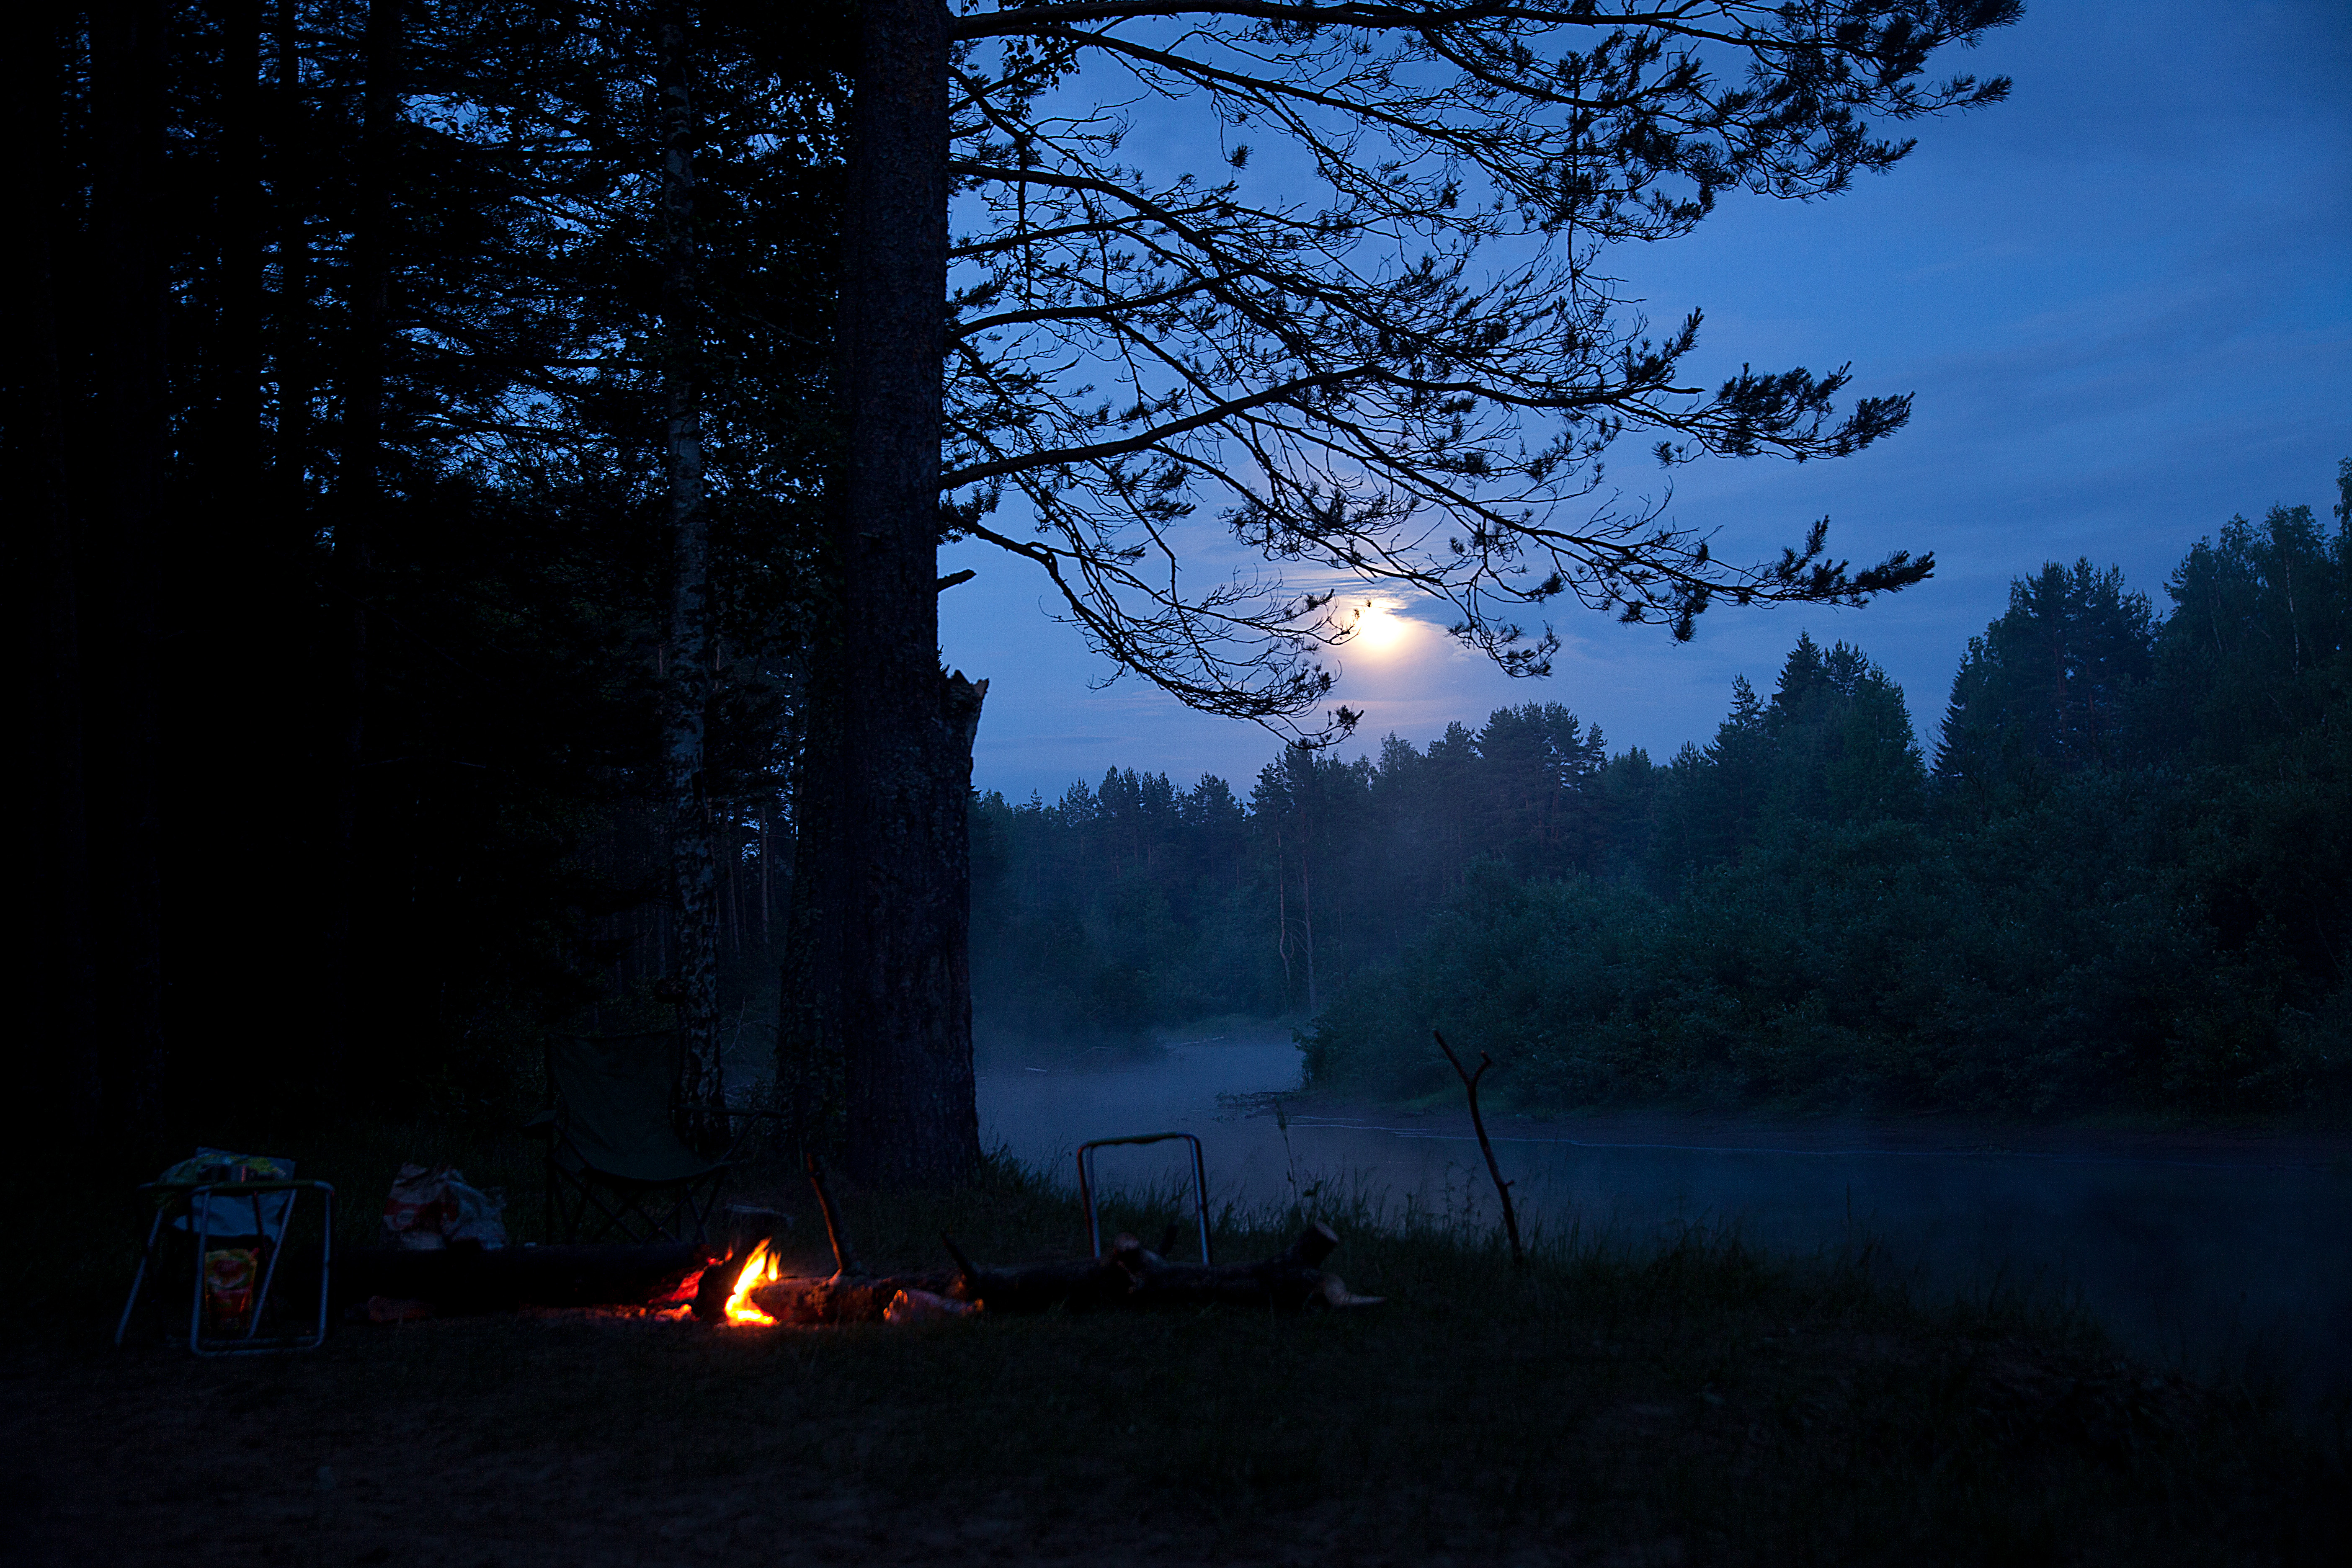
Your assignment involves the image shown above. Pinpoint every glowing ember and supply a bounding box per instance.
[722,1238,781,1326]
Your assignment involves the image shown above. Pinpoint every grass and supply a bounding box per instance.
[6,1128,2346,1566]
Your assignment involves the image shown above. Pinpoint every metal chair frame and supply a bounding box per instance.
[116,1179,335,1355]
[1077,1132,1213,1264]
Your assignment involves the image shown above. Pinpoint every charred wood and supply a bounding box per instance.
[690,1205,791,1322]
[744,1221,1382,1324]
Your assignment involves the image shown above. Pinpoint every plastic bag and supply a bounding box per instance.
[383,1163,507,1249]
[156,1148,296,1240]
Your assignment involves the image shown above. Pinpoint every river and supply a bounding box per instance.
[977,1028,2352,1403]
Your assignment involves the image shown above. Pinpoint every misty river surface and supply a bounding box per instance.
[977,1031,2352,1402]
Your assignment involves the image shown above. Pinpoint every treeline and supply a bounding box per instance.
[976,467,2352,1115]
[13,4,849,1137]
[969,705,1650,1039]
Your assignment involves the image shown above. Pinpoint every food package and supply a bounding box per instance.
[383,1163,507,1248]
[203,1247,258,1325]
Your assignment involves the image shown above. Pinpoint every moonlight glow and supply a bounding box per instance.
[1345,601,1413,657]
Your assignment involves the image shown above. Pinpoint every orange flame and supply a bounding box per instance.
[722,1238,781,1326]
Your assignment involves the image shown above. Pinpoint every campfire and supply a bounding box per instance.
[721,1239,782,1326]
[343,1157,1380,1326]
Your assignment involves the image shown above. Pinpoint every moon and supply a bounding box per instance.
[1346,601,1413,656]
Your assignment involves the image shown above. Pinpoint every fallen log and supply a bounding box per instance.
[742,1221,1382,1325]
[1086,1221,1385,1310]
[335,1242,713,1315]
[749,1270,963,1325]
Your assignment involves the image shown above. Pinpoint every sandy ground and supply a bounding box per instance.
[1,1316,1665,1568]
[13,1113,2342,1565]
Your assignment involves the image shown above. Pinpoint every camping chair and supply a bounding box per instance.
[528,1029,778,1245]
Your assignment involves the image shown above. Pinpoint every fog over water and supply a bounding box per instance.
[978,1029,2352,1401]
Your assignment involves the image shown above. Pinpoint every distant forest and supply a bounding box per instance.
[972,467,2352,1117]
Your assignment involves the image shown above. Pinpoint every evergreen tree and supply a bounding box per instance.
[1472,704,1609,877]
[1935,560,2155,805]
[2142,501,2351,767]
[12,3,846,1142]
[1764,635,1925,828]
[1654,674,1768,873]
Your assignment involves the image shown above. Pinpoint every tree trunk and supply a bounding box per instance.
[275,5,309,503]
[326,0,399,1083]
[836,0,982,1186]
[216,0,264,503]
[779,613,846,1157]
[91,0,171,1139]
[1301,845,1318,1015]
[655,3,722,1119]
[16,11,102,1137]
[198,0,283,1055]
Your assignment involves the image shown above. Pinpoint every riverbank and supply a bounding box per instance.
[977,1032,2352,1404]
[12,1160,2344,1566]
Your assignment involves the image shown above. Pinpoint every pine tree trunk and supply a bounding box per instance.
[655,3,722,1119]
[201,0,283,1050]
[836,0,982,1185]
[274,1,324,1055]
[91,0,171,1138]
[18,13,101,1137]
[327,0,398,1081]
[275,8,309,503]
[216,0,264,503]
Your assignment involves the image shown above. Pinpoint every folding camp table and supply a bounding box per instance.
[116,1178,335,1355]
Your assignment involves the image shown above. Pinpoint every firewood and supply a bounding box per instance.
[803,1151,860,1276]
[741,1221,1382,1325]
[691,1207,791,1322]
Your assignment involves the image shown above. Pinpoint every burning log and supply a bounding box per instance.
[730,1220,1382,1326]
[690,1205,792,1323]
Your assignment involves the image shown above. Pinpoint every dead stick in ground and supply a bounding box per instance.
[1434,1029,1526,1272]
[941,1232,980,1295]
[804,1150,860,1277]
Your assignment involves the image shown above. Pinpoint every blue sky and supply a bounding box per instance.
[941,0,2352,804]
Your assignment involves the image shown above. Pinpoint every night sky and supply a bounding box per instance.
[941,0,2352,804]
